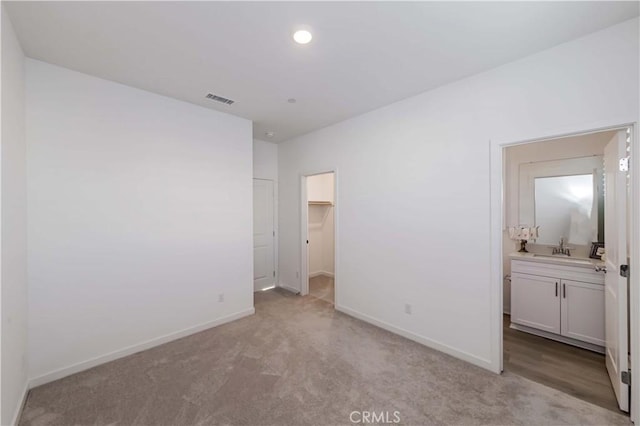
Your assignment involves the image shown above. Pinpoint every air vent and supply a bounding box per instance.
[205,93,235,105]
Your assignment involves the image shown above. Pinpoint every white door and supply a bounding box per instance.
[604,130,629,412]
[511,273,560,334]
[560,279,605,346]
[253,179,275,292]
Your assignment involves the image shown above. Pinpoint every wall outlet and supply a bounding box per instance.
[218,293,224,303]
[404,304,412,315]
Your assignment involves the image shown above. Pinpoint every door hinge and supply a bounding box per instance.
[620,264,629,278]
[619,157,630,172]
[622,370,631,385]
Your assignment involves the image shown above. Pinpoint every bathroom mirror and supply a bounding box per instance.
[519,156,603,247]
[534,174,597,246]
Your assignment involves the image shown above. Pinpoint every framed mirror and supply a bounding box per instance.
[519,156,604,247]
[534,174,596,246]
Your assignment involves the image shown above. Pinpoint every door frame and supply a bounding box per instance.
[300,169,338,303]
[489,120,639,421]
[253,178,278,291]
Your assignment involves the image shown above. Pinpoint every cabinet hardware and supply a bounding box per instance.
[555,282,558,297]
[563,283,566,298]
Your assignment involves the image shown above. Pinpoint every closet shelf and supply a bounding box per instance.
[308,201,333,206]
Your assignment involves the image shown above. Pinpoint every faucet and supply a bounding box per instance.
[552,237,572,256]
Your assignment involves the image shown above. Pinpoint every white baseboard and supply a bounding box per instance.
[277,282,300,294]
[10,382,29,426]
[28,307,255,388]
[309,271,334,278]
[335,304,493,372]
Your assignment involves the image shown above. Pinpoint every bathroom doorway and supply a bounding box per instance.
[493,126,637,416]
[301,171,336,305]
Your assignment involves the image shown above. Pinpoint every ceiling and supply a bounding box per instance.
[6,2,639,143]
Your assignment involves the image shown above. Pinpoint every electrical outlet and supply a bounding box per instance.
[404,304,412,315]
[218,294,224,303]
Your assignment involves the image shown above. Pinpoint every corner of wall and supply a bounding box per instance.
[1,4,29,425]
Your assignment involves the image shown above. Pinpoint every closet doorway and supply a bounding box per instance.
[301,171,336,305]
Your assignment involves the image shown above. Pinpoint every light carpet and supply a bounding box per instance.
[308,275,334,305]
[19,288,629,425]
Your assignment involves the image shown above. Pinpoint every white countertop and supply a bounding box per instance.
[509,252,605,269]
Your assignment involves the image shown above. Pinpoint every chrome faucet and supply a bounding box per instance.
[552,237,572,256]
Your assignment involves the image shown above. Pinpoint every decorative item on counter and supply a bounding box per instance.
[508,225,539,253]
[589,242,605,260]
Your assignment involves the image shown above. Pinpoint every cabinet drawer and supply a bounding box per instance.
[511,260,604,285]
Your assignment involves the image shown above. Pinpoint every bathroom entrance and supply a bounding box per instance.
[494,126,636,416]
[301,171,336,305]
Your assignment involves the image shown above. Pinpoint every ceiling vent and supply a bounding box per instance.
[205,93,235,105]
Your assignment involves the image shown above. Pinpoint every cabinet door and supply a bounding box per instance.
[511,273,560,334]
[560,279,605,346]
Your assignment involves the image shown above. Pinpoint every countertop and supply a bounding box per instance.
[509,252,605,269]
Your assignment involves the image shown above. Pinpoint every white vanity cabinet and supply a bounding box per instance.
[511,273,561,334]
[560,279,605,346]
[510,255,605,352]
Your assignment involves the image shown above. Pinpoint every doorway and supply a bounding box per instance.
[301,171,336,305]
[253,178,276,292]
[494,127,635,415]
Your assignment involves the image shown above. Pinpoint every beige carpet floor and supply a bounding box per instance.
[308,275,334,305]
[19,288,629,426]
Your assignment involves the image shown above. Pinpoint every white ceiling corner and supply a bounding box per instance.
[5,1,639,143]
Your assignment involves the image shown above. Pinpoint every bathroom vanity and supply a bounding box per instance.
[510,252,606,353]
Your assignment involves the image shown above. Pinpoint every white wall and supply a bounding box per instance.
[253,139,278,181]
[26,60,254,384]
[502,132,613,313]
[278,18,639,369]
[321,206,335,275]
[307,173,334,277]
[1,6,28,425]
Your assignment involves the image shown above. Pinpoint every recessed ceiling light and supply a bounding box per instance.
[293,29,312,45]
[265,131,275,138]
[288,98,297,103]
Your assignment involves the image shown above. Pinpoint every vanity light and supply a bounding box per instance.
[508,225,539,253]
